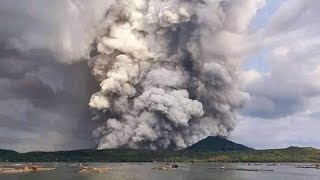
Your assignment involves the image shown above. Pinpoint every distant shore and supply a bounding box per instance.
[1,147,320,163]
[1,137,319,163]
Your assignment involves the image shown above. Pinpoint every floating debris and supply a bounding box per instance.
[78,166,111,173]
[0,165,55,174]
[152,163,179,170]
[267,164,277,166]
[295,165,320,169]
[253,164,263,166]
[208,167,274,172]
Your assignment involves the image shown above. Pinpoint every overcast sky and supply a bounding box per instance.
[231,0,320,149]
[0,0,99,152]
[0,0,319,152]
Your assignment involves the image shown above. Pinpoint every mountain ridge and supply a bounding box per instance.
[185,136,254,152]
[1,137,320,162]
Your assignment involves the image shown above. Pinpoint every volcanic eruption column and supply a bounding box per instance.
[88,0,265,150]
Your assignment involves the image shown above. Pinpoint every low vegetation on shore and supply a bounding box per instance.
[1,137,319,163]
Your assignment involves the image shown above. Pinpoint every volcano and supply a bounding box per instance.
[186,136,254,152]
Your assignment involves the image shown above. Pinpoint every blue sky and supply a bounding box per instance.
[0,0,319,152]
[245,0,284,72]
[232,0,320,149]
[250,0,284,30]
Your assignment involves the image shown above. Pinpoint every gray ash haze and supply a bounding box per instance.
[0,0,319,152]
[88,0,264,150]
[0,0,105,152]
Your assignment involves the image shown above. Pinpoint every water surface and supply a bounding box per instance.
[0,163,319,180]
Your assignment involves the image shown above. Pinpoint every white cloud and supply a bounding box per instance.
[231,108,320,149]
[0,0,319,151]
[234,0,320,149]
[239,69,262,88]
[242,0,320,119]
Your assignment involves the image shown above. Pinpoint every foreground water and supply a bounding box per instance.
[0,163,319,180]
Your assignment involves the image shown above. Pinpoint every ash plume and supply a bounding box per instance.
[88,0,264,150]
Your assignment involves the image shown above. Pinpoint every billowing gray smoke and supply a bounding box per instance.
[88,0,265,150]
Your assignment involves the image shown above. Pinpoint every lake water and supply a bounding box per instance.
[0,163,320,180]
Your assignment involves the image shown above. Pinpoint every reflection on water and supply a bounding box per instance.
[0,163,320,180]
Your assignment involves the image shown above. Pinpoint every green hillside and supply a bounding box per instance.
[1,137,320,163]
